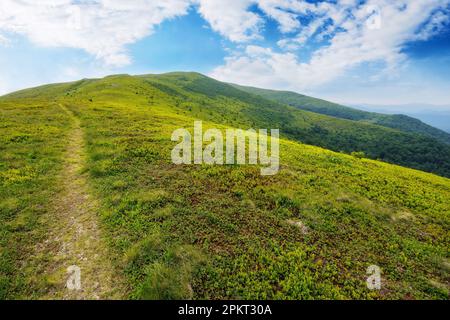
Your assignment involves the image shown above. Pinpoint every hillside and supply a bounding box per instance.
[233,84,450,146]
[4,73,450,179]
[141,73,450,178]
[0,73,449,300]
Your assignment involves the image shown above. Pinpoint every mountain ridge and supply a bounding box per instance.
[231,83,450,145]
[2,72,450,178]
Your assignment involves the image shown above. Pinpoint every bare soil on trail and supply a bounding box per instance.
[34,104,123,300]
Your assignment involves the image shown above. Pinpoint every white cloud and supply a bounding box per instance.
[211,45,305,89]
[257,0,301,33]
[211,0,450,92]
[0,0,193,67]
[196,0,262,42]
[414,7,450,40]
[0,0,266,64]
[0,0,449,105]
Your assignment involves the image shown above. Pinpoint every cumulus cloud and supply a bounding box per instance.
[211,0,450,91]
[210,46,298,89]
[0,0,266,65]
[0,0,193,67]
[0,0,449,94]
[196,0,262,42]
[414,7,450,40]
[257,0,301,33]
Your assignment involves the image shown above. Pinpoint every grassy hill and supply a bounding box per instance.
[5,73,450,179]
[0,73,449,299]
[233,84,450,146]
[143,73,450,178]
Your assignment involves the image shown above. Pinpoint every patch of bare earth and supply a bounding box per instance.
[286,219,309,235]
[34,104,123,300]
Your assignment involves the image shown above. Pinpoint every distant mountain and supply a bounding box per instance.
[232,84,450,145]
[351,104,450,134]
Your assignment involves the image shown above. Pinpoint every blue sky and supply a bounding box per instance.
[0,0,449,108]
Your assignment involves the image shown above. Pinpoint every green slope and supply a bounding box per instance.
[233,84,450,145]
[1,74,449,300]
[145,72,450,177]
[4,73,450,178]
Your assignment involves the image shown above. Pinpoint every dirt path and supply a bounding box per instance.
[35,104,123,300]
